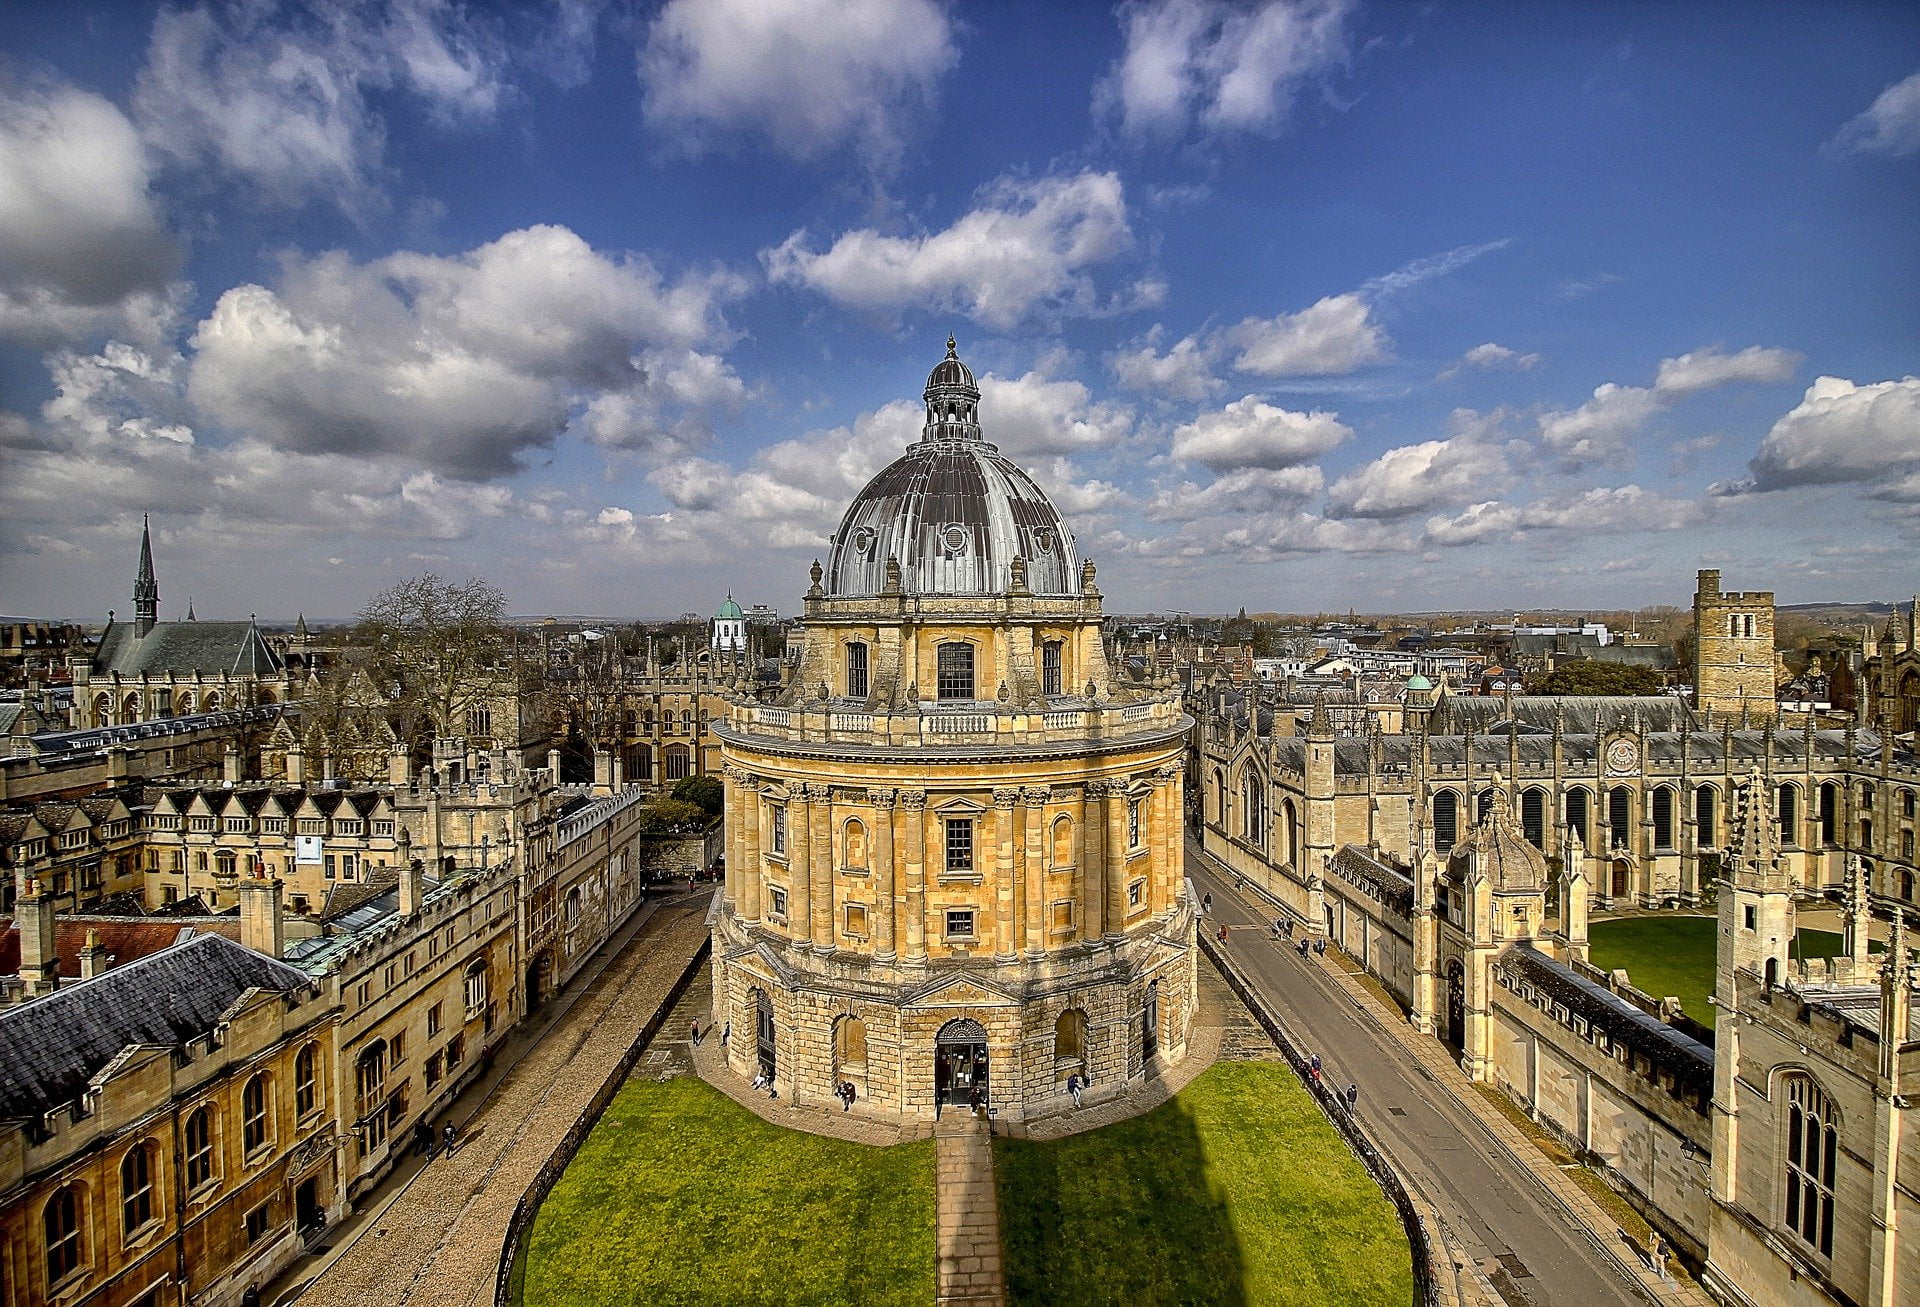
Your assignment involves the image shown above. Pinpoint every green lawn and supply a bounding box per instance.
[1588,918,1857,1029]
[520,1076,936,1306]
[994,1061,1413,1306]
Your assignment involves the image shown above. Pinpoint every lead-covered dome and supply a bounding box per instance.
[825,340,1080,598]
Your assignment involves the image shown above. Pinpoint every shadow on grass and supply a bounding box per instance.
[995,1088,1247,1307]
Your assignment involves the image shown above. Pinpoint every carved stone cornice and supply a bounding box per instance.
[866,787,897,807]
[1021,786,1051,805]
[899,790,927,812]
[994,788,1022,809]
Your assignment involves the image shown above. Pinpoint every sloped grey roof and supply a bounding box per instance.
[1499,944,1713,1086]
[1431,695,1696,735]
[1261,728,1864,778]
[93,619,283,679]
[0,934,314,1121]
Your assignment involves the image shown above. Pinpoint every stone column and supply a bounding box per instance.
[1105,780,1130,939]
[811,785,834,950]
[1157,766,1181,915]
[994,788,1020,959]
[738,771,762,923]
[1081,782,1107,940]
[1023,787,1048,955]
[789,784,812,945]
[903,790,927,962]
[870,789,897,961]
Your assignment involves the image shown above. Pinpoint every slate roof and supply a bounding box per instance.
[1430,695,1696,735]
[92,618,283,679]
[0,933,313,1121]
[319,869,400,923]
[1260,728,1865,777]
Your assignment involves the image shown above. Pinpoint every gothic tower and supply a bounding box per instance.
[134,514,159,638]
[1692,569,1775,719]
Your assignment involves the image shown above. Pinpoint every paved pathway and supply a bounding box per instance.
[278,896,710,1307]
[1190,841,1712,1307]
[934,1115,1007,1307]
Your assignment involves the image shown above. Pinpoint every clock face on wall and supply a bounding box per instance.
[1606,738,1638,774]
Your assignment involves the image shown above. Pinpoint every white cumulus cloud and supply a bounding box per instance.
[186,224,744,477]
[1437,342,1540,379]
[1096,0,1351,143]
[1326,417,1512,519]
[640,0,958,169]
[1170,394,1350,470]
[1827,68,1920,159]
[1726,376,1920,495]
[1539,344,1800,468]
[1226,292,1386,376]
[763,171,1147,330]
[1110,326,1222,401]
[134,0,511,213]
[0,82,181,343]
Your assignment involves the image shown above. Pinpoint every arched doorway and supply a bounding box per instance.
[1444,961,1465,1054]
[1611,858,1632,899]
[754,990,777,1082]
[934,1018,989,1109]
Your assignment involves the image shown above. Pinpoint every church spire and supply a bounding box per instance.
[134,515,158,637]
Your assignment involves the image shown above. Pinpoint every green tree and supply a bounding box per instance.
[671,774,724,816]
[1533,659,1664,696]
[635,798,710,832]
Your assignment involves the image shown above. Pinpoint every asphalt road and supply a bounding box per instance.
[1189,848,1654,1307]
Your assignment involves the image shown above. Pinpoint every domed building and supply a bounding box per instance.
[709,339,1195,1120]
[711,595,747,654]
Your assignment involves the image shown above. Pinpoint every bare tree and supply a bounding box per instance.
[356,574,517,753]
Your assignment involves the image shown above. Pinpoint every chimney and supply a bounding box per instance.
[286,741,304,785]
[78,928,109,979]
[223,742,242,783]
[398,827,423,918]
[17,879,59,996]
[238,872,284,959]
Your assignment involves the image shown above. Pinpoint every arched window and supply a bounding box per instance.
[1695,786,1716,847]
[936,642,975,700]
[1433,790,1459,853]
[665,743,691,780]
[1818,783,1838,846]
[185,1107,215,1189]
[1051,815,1073,867]
[1777,784,1799,847]
[1476,789,1495,825]
[1212,768,1227,824]
[1521,789,1546,848]
[843,818,868,869]
[44,1183,82,1284]
[564,886,582,930]
[1041,641,1063,697]
[1608,787,1632,850]
[93,693,110,726]
[1281,799,1299,868]
[242,1074,271,1154]
[1240,771,1266,847]
[1784,1075,1837,1258]
[1901,869,1915,901]
[834,1016,867,1078]
[1566,788,1589,842]
[1652,787,1674,850]
[1055,1009,1088,1070]
[121,1141,156,1234]
[845,641,869,700]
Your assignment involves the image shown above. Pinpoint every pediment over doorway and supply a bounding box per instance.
[907,972,1018,1007]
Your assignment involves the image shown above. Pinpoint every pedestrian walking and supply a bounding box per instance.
[1344,1083,1359,1110]
[442,1122,457,1156]
[1297,937,1310,957]
[1270,917,1283,940]
[751,1071,767,1092]
[690,1020,702,1046]
[1315,937,1327,956]
[1217,923,1229,943]
[1067,1073,1083,1108]
[413,1120,434,1159]
[721,1022,731,1047]
[1202,891,1213,915]
[968,1084,983,1115]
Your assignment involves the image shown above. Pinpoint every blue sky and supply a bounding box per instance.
[1,0,1915,622]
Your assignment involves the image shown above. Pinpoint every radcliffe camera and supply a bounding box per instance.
[0,4,1914,1307]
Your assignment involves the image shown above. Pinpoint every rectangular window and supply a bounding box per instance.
[1042,641,1062,696]
[1128,878,1145,909]
[768,885,788,919]
[843,903,868,938]
[1744,905,1756,930]
[769,804,787,855]
[1128,799,1143,849]
[846,642,869,700]
[1049,900,1074,930]
[945,817,975,874]
[446,1034,464,1068]
[945,909,975,939]
[427,1002,442,1036]
[936,642,975,701]
[246,1202,271,1245]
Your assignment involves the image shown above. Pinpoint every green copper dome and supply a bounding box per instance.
[715,596,743,620]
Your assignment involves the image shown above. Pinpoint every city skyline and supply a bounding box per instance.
[1,0,1916,623]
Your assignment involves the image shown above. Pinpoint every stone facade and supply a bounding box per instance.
[709,342,1196,1123]
[1693,569,1777,719]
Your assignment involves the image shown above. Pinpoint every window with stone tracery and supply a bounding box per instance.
[1783,1074,1837,1258]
